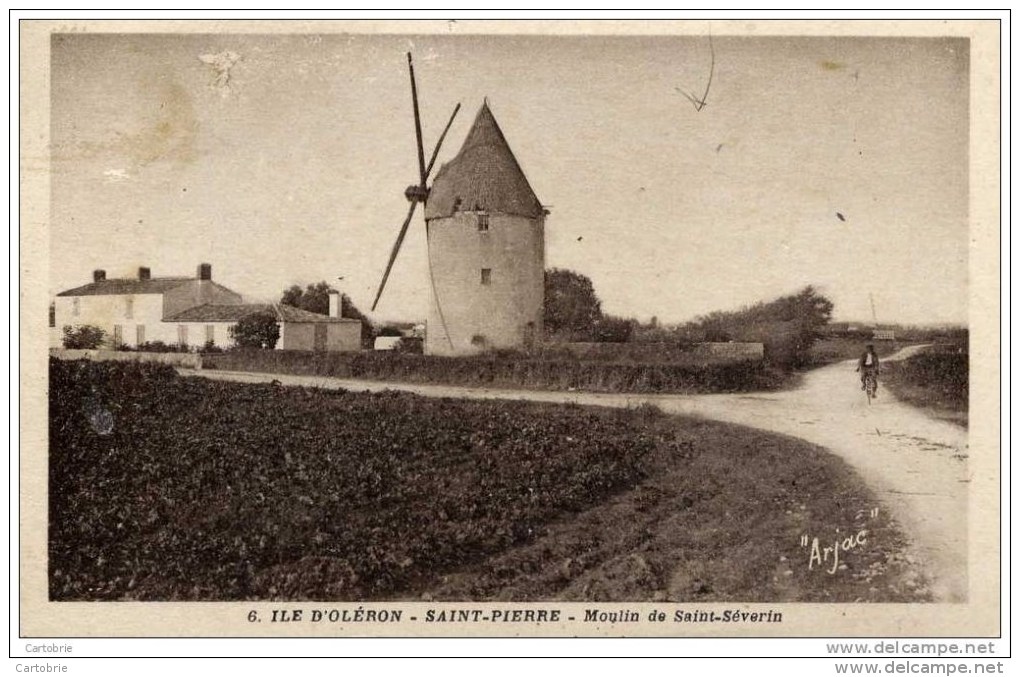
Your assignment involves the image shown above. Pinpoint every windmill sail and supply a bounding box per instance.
[370,53,460,312]
[408,52,428,192]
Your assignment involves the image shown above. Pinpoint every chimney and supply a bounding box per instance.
[138,266,151,280]
[93,269,106,282]
[198,263,212,281]
[328,291,341,318]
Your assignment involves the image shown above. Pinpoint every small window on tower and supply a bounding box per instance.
[72,298,80,316]
[477,213,489,232]
[480,268,492,286]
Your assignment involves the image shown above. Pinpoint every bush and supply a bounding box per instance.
[594,316,636,343]
[544,268,603,341]
[229,312,280,349]
[203,350,786,394]
[62,325,106,349]
[396,337,424,354]
[135,341,191,354]
[896,350,969,408]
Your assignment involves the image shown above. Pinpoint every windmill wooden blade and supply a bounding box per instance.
[371,200,419,312]
[371,103,461,311]
[408,52,428,190]
[370,56,461,313]
[426,103,461,176]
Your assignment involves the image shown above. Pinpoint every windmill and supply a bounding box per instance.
[370,52,462,315]
[372,53,548,356]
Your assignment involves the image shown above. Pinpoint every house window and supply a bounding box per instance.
[72,298,80,316]
[480,268,492,285]
[113,325,123,347]
[136,325,146,346]
[205,325,215,346]
[477,213,489,232]
[125,296,134,319]
[178,325,189,347]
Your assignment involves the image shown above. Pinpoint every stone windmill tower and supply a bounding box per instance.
[371,54,546,356]
[422,101,546,355]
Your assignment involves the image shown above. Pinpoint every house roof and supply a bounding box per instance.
[166,303,360,324]
[166,304,265,322]
[56,277,193,297]
[274,304,360,324]
[424,102,544,220]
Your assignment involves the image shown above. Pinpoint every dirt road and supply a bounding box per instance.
[190,345,968,601]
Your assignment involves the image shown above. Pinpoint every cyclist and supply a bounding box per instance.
[856,343,880,396]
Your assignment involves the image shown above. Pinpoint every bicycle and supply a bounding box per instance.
[861,369,879,404]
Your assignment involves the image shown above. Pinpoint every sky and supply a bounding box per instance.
[49,31,970,325]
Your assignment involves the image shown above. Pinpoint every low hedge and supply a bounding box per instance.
[203,349,786,394]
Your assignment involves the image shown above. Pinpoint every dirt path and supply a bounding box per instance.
[189,345,968,601]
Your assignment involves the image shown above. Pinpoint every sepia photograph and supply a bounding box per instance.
[18,17,1002,646]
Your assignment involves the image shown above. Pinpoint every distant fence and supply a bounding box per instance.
[540,342,764,364]
[50,349,202,369]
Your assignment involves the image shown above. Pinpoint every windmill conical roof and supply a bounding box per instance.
[425,102,544,220]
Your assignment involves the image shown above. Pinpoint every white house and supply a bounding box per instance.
[54,264,361,351]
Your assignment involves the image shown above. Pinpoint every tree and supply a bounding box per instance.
[303,282,334,315]
[795,285,835,328]
[280,284,304,309]
[281,282,334,315]
[62,325,106,349]
[229,311,280,349]
[281,282,371,324]
[543,268,603,341]
[340,295,372,330]
[674,286,835,368]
